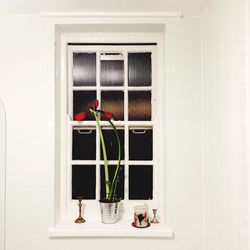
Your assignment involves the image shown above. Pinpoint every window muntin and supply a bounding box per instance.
[67,45,158,217]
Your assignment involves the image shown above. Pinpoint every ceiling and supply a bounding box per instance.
[0,0,211,15]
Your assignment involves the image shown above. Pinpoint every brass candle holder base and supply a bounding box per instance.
[75,197,86,224]
[75,217,86,224]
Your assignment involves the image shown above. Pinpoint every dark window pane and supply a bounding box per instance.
[129,165,153,200]
[101,91,124,121]
[100,165,124,200]
[128,53,151,86]
[101,56,124,86]
[101,129,124,160]
[72,129,96,160]
[129,129,152,160]
[72,165,96,199]
[73,91,96,120]
[73,53,96,86]
[128,91,151,121]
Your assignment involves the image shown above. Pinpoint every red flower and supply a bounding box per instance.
[74,99,114,121]
[95,99,99,109]
[75,112,89,121]
[102,111,113,120]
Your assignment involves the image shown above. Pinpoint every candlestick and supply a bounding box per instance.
[150,209,159,224]
[75,197,86,224]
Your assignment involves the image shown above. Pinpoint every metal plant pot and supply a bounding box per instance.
[99,199,120,224]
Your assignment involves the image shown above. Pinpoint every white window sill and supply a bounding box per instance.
[48,219,174,238]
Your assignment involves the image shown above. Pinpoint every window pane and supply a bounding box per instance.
[128,91,151,121]
[100,165,124,200]
[129,165,153,200]
[128,52,151,86]
[72,165,96,199]
[101,91,124,121]
[72,128,96,160]
[73,52,96,86]
[129,128,152,160]
[73,91,96,120]
[101,128,124,160]
[100,53,124,86]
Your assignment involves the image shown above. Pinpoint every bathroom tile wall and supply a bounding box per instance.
[0,15,203,250]
[202,0,249,249]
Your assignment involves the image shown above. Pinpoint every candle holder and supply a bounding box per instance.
[75,197,86,224]
[150,209,159,224]
[132,205,150,228]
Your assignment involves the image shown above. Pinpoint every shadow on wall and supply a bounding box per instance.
[0,97,6,250]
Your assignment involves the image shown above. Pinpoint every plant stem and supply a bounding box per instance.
[108,119,121,200]
[91,110,110,198]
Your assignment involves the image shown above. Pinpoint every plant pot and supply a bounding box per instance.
[99,199,120,224]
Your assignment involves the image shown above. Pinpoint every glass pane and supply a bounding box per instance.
[72,165,96,199]
[129,165,153,200]
[100,53,124,86]
[101,128,124,160]
[129,128,152,160]
[73,91,96,120]
[128,52,151,86]
[101,91,124,120]
[128,91,151,121]
[100,165,124,200]
[73,52,96,86]
[72,128,96,160]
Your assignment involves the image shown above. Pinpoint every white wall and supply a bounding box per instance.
[202,0,249,249]
[0,15,202,250]
[0,99,6,250]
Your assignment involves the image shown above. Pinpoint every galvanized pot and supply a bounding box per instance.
[99,199,120,224]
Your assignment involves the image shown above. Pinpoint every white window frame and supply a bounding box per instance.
[67,44,158,216]
[50,25,173,238]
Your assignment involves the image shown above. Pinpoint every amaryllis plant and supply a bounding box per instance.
[75,100,121,202]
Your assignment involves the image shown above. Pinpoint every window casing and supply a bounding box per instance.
[57,32,166,226]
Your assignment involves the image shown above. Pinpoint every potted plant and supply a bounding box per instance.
[75,99,122,224]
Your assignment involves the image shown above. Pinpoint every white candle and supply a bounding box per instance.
[134,206,149,228]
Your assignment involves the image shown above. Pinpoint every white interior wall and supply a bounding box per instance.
[0,99,6,250]
[0,15,202,250]
[202,0,249,249]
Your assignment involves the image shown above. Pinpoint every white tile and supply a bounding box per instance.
[6,163,52,188]
[0,234,4,250]
[168,211,203,233]
[7,142,54,165]
[4,232,203,250]
[0,188,5,210]
[167,187,202,211]
[6,211,51,234]
[6,187,52,212]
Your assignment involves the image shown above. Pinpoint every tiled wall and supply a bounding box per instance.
[202,0,249,249]
[0,16,203,250]
[0,99,6,250]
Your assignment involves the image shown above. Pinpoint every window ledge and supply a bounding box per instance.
[49,219,174,238]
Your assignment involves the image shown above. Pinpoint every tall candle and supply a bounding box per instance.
[134,206,149,228]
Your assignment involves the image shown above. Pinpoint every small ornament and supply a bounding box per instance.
[75,197,86,224]
[150,209,159,224]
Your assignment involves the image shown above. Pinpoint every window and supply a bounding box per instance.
[52,28,171,237]
[66,45,159,215]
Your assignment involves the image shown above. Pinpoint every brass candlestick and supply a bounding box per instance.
[150,209,159,224]
[75,197,86,224]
